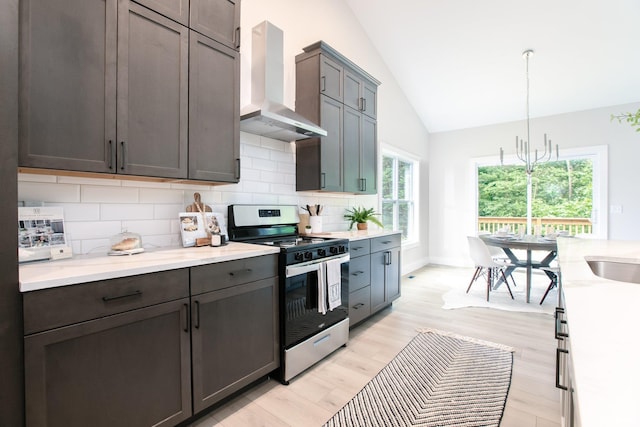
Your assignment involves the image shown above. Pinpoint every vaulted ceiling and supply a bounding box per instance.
[345,0,640,133]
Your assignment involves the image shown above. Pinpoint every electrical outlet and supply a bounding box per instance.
[50,246,73,260]
[610,205,623,214]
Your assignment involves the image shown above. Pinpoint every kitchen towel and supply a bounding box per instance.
[326,258,342,311]
[317,262,327,315]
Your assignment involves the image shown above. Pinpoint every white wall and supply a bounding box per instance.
[18,0,431,274]
[428,102,640,266]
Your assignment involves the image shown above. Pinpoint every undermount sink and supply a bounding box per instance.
[585,256,640,284]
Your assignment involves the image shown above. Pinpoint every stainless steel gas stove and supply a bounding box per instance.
[228,205,349,384]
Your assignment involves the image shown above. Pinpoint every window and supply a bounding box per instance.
[381,152,418,242]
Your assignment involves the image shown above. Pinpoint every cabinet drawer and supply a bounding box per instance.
[349,239,370,257]
[190,254,278,295]
[23,269,189,335]
[349,255,370,292]
[371,233,401,252]
[349,286,371,326]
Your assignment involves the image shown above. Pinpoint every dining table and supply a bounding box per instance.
[480,234,558,303]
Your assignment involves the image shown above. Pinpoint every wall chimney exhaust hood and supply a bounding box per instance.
[240,21,327,142]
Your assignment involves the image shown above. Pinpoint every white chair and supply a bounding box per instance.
[467,236,515,301]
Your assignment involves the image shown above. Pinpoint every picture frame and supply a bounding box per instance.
[18,207,70,263]
[179,212,227,247]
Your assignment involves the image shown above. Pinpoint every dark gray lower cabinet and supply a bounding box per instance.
[191,277,279,413]
[349,234,401,327]
[24,298,192,427]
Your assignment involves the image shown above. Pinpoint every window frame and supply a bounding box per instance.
[380,147,420,246]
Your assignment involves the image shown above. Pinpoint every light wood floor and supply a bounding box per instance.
[190,265,561,427]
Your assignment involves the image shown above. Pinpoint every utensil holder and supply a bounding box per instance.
[309,216,322,233]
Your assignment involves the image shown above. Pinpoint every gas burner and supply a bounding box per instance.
[278,241,298,248]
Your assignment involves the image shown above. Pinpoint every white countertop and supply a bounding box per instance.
[19,243,281,292]
[310,229,400,241]
[557,237,640,427]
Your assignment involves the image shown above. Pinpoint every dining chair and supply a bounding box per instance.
[466,236,515,301]
[538,264,560,305]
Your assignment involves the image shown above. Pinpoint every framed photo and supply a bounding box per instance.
[179,212,227,247]
[18,207,69,263]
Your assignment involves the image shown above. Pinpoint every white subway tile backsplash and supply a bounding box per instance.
[66,221,122,240]
[270,150,294,163]
[80,239,112,255]
[101,204,154,221]
[139,188,185,204]
[277,162,296,174]
[270,183,295,194]
[18,173,57,183]
[239,168,260,182]
[82,185,139,203]
[259,171,285,184]
[251,158,278,171]
[242,144,272,160]
[19,182,81,203]
[56,203,101,221]
[155,204,185,219]
[240,131,262,147]
[121,219,172,236]
[221,191,252,205]
[241,180,270,194]
[252,193,280,205]
[260,138,289,152]
[143,234,181,249]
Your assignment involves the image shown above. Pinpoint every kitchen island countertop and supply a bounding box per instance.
[557,237,640,427]
[20,242,280,292]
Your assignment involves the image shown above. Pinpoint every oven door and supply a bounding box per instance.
[283,254,349,349]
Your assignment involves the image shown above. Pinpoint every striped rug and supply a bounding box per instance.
[324,329,514,427]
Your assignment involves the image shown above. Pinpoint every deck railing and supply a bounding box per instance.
[478,217,592,235]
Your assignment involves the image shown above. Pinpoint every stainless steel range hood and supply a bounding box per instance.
[240,21,327,142]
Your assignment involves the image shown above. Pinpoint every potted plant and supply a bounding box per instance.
[344,206,384,230]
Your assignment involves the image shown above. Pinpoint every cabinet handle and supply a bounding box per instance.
[108,140,114,170]
[182,303,189,332]
[351,270,365,276]
[229,268,252,277]
[193,300,200,329]
[235,158,241,180]
[234,27,241,49]
[555,348,569,390]
[120,141,126,170]
[555,307,568,339]
[102,289,141,302]
[353,246,363,251]
[384,251,391,266]
[321,76,326,92]
[362,97,367,112]
[353,303,365,309]
[321,172,326,189]
[360,178,367,192]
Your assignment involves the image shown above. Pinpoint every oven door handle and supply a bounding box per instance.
[286,254,350,278]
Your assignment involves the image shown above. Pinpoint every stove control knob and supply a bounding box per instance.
[338,245,346,253]
[329,246,338,254]
[318,248,326,256]
[294,252,304,261]
[304,251,313,260]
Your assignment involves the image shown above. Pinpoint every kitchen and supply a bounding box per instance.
[2,0,640,426]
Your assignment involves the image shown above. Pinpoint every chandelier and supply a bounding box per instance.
[500,49,559,235]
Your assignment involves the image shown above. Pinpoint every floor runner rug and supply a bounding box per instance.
[324,328,514,427]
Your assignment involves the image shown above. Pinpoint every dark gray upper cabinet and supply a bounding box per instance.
[190,0,241,50]
[19,0,240,183]
[188,30,240,183]
[118,2,189,178]
[133,0,189,26]
[295,41,380,194]
[19,0,117,173]
[296,95,343,192]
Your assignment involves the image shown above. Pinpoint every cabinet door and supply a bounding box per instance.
[19,0,116,173]
[320,54,343,102]
[343,69,363,112]
[24,299,192,427]
[370,250,387,313]
[343,106,362,193]
[191,277,279,413]
[190,0,241,50]
[189,31,240,182]
[319,95,343,191]
[361,114,378,194]
[133,0,189,25]
[117,2,188,178]
[362,80,377,119]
